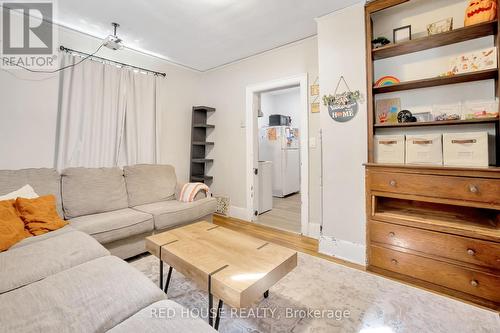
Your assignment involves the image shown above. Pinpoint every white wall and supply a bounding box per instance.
[198,37,320,225]
[259,87,301,128]
[0,20,200,183]
[317,3,367,265]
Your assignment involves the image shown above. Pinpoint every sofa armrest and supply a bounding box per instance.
[175,183,209,201]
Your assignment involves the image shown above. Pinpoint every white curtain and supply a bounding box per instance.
[56,54,160,169]
[119,70,160,166]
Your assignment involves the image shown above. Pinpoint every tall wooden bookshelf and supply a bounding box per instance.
[190,106,215,184]
[365,0,500,310]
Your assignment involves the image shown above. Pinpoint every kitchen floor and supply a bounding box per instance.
[257,193,301,233]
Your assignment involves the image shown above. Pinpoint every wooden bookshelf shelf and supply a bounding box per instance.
[192,158,213,163]
[193,106,215,112]
[191,175,214,182]
[373,197,500,242]
[373,69,498,94]
[363,163,500,174]
[192,141,215,145]
[374,117,499,128]
[193,124,215,128]
[373,21,498,60]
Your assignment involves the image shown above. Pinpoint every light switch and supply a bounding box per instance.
[309,137,317,148]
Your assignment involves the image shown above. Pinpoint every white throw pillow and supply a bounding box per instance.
[0,184,39,201]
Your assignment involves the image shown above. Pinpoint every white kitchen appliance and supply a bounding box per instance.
[259,126,300,197]
[258,161,273,214]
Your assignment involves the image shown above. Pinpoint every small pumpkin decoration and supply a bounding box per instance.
[464,0,497,26]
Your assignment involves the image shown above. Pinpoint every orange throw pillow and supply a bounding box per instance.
[0,199,31,251]
[15,195,68,236]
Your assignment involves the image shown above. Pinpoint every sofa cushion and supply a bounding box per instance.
[124,164,177,207]
[70,208,154,244]
[10,225,74,249]
[0,168,63,216]
[62,167,129,219]
[16,195,68,236]
[0,256,166,333]
[107,300,216,333]
[0,230,109,294]
[0,199,30,251]
[133,197,216,230]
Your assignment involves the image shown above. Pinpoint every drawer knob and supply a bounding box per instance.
[467,248,476,256]
[469,185,479,193]
[389,180,397,187]
[470,280,479,287]
[391,259,398,265]
[388,232,395,238]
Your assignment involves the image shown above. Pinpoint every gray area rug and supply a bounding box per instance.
[130,252,499,333]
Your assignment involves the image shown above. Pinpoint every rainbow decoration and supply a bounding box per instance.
[374,76,400,88]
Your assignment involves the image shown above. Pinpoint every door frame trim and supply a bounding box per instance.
[245,73,309,235]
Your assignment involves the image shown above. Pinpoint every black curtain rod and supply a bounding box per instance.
[59,45,167,77]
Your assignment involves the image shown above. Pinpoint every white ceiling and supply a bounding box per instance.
[56,0,359,71]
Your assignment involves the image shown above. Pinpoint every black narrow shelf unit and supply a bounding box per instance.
[190,106,215,184]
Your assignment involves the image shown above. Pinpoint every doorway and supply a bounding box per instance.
[245,74,309,235]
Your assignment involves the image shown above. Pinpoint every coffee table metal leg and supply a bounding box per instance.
[159,259,163,289]
[214,299,223,330]
[264,290,269,298]
[208,293,213,326]
[163,266,173,294]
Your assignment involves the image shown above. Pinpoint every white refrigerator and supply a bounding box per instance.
[259,126,300,198]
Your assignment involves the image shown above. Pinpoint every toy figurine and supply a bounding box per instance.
[464,0,497,26]
[372,37,390,49]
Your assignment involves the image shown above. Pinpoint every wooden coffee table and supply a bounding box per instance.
[145,221,297,330]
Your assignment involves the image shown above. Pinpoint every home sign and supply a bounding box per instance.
[328,100,358,122]
[323,76,362,123]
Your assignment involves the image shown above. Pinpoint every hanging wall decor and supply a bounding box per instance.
[310,76,321,113]
[323,76,363,122]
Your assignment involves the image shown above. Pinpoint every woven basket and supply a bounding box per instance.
[214,195,230,215]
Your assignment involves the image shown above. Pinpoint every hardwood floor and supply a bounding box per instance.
[213,214,365,271]
[256,193,301,233]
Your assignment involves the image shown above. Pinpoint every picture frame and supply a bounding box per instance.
[375,98,401,124]
[427,17,453,36]
[393,25,411,43]
[413,111,433,122]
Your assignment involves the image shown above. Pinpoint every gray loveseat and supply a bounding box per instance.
[0,164,217,332]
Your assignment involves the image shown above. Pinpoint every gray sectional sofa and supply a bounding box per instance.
[1,164,217,259]
[0,164,217,332]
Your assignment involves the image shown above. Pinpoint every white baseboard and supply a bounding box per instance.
[228,206,251,221]
[319,236,366,266]
[307,223,321,239]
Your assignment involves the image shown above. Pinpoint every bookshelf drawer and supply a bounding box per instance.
[368,171,500,206]
[370,245,500,302]
[370,220,500,269]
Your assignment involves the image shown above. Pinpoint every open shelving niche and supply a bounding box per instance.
[190,106,215,184]
[366,1,500,167]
